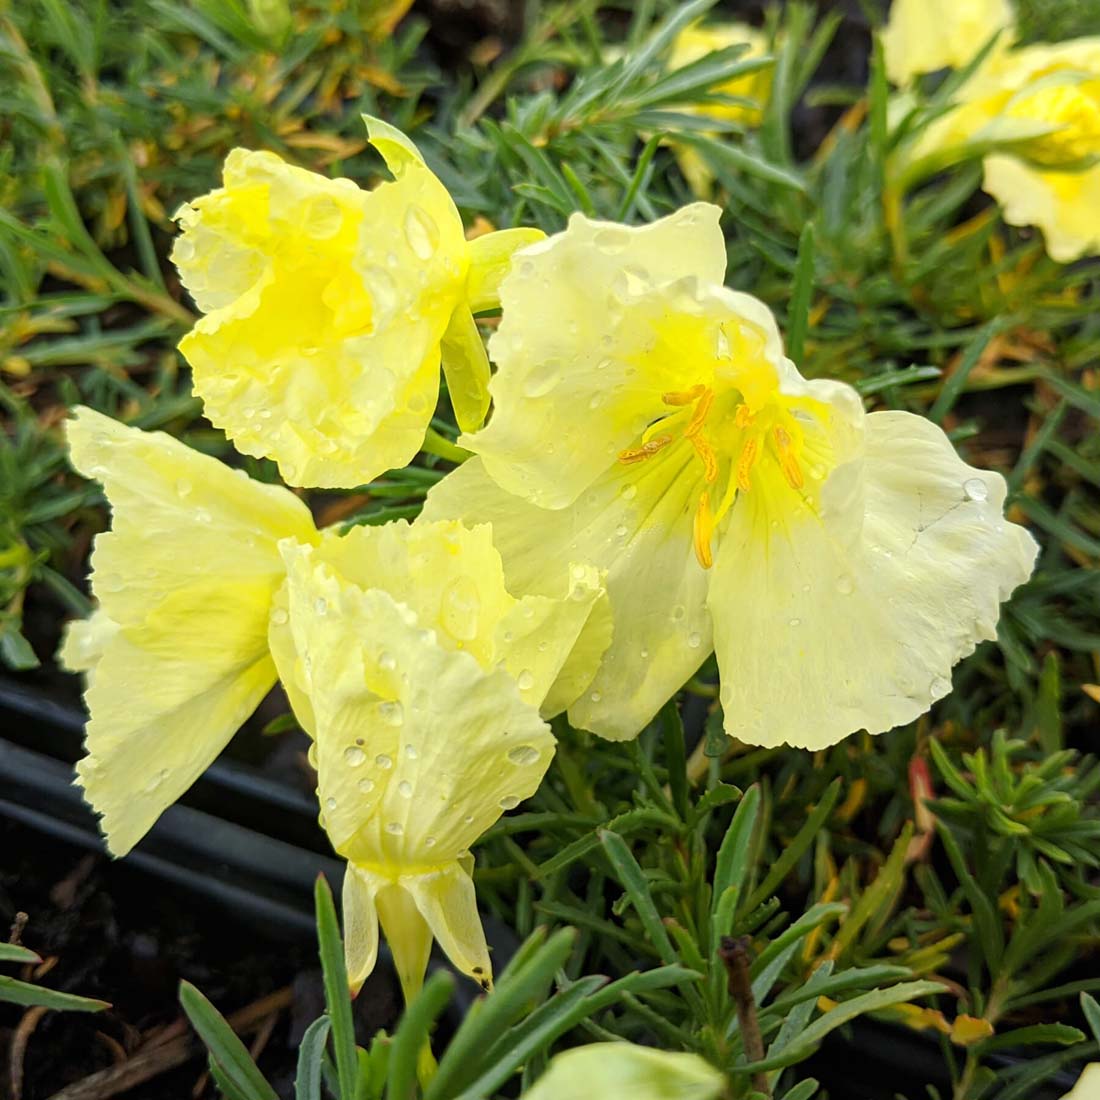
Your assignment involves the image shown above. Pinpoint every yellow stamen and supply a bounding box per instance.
[693,491,714,569]
[661,384,706,406]
[685,388,714,438]
[618,435,672,464]
[734,403,754,429]
[690,434,719,483]
[736,437,759,492]
[773,426,805,490]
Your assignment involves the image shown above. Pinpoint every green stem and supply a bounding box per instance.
[421,427,472,465]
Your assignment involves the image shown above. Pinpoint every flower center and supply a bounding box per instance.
[618,384,809,569]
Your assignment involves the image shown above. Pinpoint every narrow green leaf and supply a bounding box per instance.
[599,829,677,966]
[0,944,41,965]
[294,1016,332,1100]
[0,976,109,1012]
[179,981,278,1100]
[713,784,761,916]
[388,971,454,1100]
[314,875,359,1100]
[660,700,689,820]
[786,222,815,364]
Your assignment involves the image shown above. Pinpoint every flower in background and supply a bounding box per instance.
[424,206,1039,749]
[522,1043,724,1100]
[667,21,772,196]
[271,520,606,997]
[172,116,541,488]
[60,407,319,856]
[1060,1064,1100,1100]
[882,0,1015,86]
[896,38,1100,261]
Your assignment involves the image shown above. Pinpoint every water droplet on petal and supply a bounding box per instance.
[522,358,562,398]
[507,745,540,766]
[343,746,366,767]
[176,479,193,498]
[620,484,637,501]
[271,608,289,625]
[424,835,436,848]
[687,632,702,649]
[325,797,337,811]
[375,753,393,769]
[385,821,404,836]
[358,777,375,793]
[930,676,951,699]
[405,744,419,760]
[379,701,404,727]
[590,690,602,703]
[615,524,628,539]
[517,669,535,691]
[314,597,328,616]
[397,780,413,798]
[441,576,480,642]
[404,205,439,260]
[499,795,520,810]
[835,575,854,595]
[963,477,989,502]
[593,227,630,254]
[379,651,397,671]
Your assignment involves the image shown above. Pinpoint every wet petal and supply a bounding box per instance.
[65,407,317,855]
[709,410,1038,749]
[175,124,468,489]
[467,204,728,508]
[342,862,384,993]
[424,454,713,741]
[882,0,1013,85]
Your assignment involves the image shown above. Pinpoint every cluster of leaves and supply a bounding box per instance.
[3,0,1099,1097]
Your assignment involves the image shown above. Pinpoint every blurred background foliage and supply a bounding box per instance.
[2,0,1099,1096]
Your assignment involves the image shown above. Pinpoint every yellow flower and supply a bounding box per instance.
[901,39,1100,261]
[423,207,1039,749]
[667,21,772,196]
[270,519,605,996]
[882,0,1014,86]
[60,407,319,856]
[522,1044,724,1100]
[172,116,542,488]
[1061,1064,1100,1100]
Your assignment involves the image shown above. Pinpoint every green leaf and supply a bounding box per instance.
[599,829,677,966]
[426,928,576,1100]
[745,980,945,1070]
[660,700,689,819]
[713,785,761,918]
[0,976,109,1012]
[976,1023,1085,1054]
[178,981,278,1100]
[746,779,841,913]
[294,1016,331,1100]
[388,971,454,1100]
[1082,993,1100,1047]
[314,875,359,1100]
[786,222,815,364]
[0,944,41,965]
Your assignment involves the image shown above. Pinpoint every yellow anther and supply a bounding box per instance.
[693,491,714,569]
[661,384,706,406]
[619,435,672,465]
[690,433,719,483]
[684,387,714,438]
[736,436,759,492]
[773,425,805,490]
[734,403,754,429]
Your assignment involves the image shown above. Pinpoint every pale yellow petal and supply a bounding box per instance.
[709,410,1038,749]
[376,879,434,1000]
[342,862,383,994]
[523,1044,724,1100]
[65,407,318,855]
[492,561,609,715]
[175,129,468,488]
[424,455,713,741]
[466,204,728,508]
[466,227,548,312]
[403,863,492,987]
[57,608,118,682]
[983,155,1100,262]
[882,0,1013,85]
[279,537,555,866]
[1060,1063,1100,1100]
